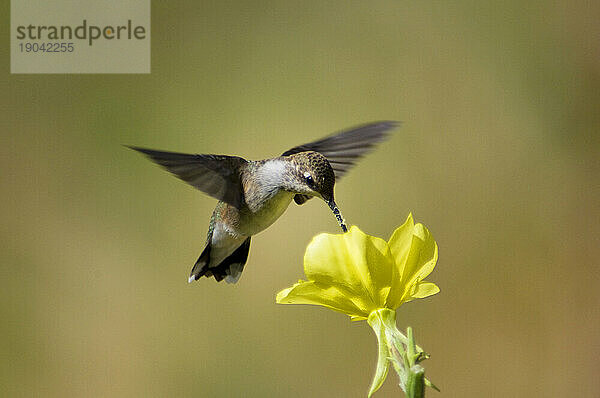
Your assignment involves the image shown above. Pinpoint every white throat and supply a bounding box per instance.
[256,160,287,189]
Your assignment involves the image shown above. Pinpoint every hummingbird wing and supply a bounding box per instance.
[281,121,399,205]
[129,147,248,209]
[282,121,398,178]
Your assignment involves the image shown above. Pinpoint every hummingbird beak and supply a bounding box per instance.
[327,199,348,233]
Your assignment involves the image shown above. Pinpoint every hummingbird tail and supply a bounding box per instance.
[188,237,251,284]
[188,242,212,283]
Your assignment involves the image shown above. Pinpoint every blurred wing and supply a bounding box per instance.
[282,121,398,205]
[282,121,399,179]
[129,146,247,208]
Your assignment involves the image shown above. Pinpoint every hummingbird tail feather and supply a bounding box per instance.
[188,237,251,284]
[189,242,212,283]
[220,237,251,284]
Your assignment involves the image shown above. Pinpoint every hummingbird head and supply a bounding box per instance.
[287,151,348,232]
[290,151,335,200]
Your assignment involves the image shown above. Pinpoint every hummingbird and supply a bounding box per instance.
[130,121,398,284]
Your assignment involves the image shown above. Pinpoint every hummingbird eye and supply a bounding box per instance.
[303,172,314,187]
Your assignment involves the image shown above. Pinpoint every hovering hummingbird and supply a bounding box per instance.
[130,121,398,284]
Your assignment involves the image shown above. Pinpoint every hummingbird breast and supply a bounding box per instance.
[238,189,295,236]
[237,160,296,236]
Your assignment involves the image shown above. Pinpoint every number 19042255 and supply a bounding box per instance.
[19,42,74,53]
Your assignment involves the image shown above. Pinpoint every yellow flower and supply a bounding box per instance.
[276,213,439,320]
[276,214,440,396]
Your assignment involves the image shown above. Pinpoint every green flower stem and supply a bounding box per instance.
[367,312,391,397]
[367,309,434,397]
[407,365,425,398]
[405,327,424,398]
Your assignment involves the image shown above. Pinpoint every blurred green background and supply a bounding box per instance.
[2,1,599,397]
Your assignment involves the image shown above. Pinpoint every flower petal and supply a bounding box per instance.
[411,282,440,299]
[405,224,438,283]
[303,226,394,312]
[387,213,415,277]
[386,215,438,308]
[276,280,367,318]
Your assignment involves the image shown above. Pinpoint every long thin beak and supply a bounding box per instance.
[328,199,348,233]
